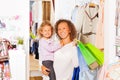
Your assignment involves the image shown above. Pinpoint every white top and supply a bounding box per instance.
[54,42,79,80]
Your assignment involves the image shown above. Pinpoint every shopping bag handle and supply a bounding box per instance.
[74,39,81,44]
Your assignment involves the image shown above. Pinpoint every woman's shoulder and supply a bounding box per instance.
[62,42,77,51]
[68,41,77,48]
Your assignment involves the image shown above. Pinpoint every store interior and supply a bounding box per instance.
[29,0,120,80]
[0,0,120,80]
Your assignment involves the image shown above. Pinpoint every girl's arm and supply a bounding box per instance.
[38,51,50,75]
[41,41,62,52]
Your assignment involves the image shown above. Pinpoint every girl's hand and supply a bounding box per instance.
[41,65,50,75]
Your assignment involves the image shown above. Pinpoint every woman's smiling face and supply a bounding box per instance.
[57,22,71,39]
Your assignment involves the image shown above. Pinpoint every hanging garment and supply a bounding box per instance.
[75,0,90,6]
[82,4,99,34]
[33,41,39,59]
[79,69,98,80]
[71,5,85,40]
[31,22,38,36]
[76,46,89,80]
[80,4,99,45]
[77,46,89,72]
[71,5,79,30]
[115,36,120,46]
[30,32,36,39]
[115,0,120,27]
[96,1,106,80]
[71,5,84,33]
[55,0,75,21]
[76,43,98,80]
[30,11,32,26]
[95,1,104,50]
[90,0,100,5]
[97,64,107,80]
[72,66,80,80]
[75,0,100,6]
[0,40,11,79]
[0,40,8,57]
[32,1,43,27]
[32,1,39,23]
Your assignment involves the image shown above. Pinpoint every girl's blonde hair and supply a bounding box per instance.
[37,20,54,38]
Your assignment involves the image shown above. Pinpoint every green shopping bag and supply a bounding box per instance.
[77,41,96,66]
[85,43,104,66]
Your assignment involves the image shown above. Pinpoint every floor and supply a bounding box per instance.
[30,77,43,80]
[29,54,43,80]
[29,54,120,80]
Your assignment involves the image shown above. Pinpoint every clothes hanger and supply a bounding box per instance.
[89,2,96,8]
[75,5,79,8]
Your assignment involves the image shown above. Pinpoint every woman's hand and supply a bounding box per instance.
[41,65,50,76]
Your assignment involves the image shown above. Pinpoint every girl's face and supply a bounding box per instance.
[57,22,71,39]
[41,25,52,39]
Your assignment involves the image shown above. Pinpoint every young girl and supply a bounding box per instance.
[37,20,63,80]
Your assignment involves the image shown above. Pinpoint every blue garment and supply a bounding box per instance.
[71,6,78,24]
[32,40,39,59]
[77,46,89,72]
[77,46,98,80]
[79,70,98,80]
[72,66,80,80]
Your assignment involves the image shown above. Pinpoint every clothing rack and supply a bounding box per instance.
[0,40,11,80]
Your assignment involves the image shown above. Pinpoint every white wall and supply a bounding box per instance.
[0,0,29,54]
[104,0,118,64]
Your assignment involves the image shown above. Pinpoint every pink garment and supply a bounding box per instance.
[97,1,107,80]
[30,11,32,26]
[115,0,120,27]
[97,50,109,80]
[95,1,104,50]
[97,63,107,80]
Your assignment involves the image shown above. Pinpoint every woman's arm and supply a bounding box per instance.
[41,65,50,75]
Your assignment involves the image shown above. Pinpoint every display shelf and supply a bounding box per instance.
[0,41,10,80]
[9,49,26,80]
